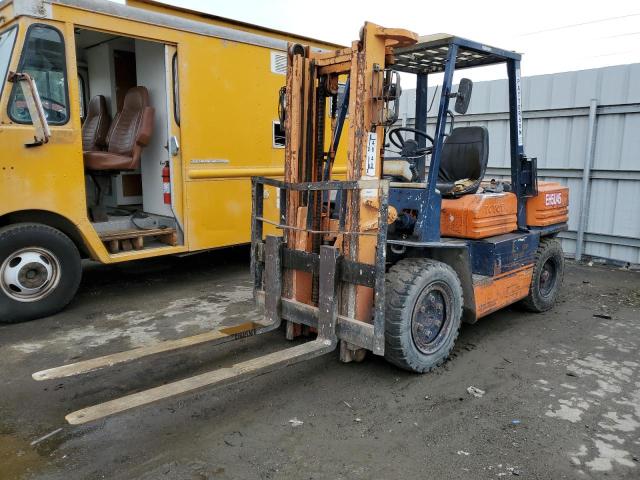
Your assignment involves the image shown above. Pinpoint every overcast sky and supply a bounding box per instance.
[117,0,640,82]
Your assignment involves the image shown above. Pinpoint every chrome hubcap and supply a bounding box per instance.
[1,248,61,302]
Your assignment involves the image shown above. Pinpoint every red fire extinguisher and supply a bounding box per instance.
[162,162,171,205]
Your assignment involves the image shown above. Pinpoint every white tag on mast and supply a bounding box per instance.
[365,132,377,177]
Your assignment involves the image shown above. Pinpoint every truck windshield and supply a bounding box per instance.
[0,27,17,97]
[8,25,68,125]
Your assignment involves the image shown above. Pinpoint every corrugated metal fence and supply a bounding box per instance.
[396,63,640,264]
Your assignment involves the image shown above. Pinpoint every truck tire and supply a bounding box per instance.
[520,238,564,313]
[384,258,463,373]
[0,223,81,323]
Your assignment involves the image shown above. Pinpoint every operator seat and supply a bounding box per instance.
[84,87,155,222]
[84,87,154,171]
[81,95,110,152]
[437,126,489,198]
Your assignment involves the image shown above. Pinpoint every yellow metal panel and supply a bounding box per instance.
[185,179,281,249]
[50,1,337,253]
[188,165,348,180]
[0,2,340,263]
[178,35,283,249]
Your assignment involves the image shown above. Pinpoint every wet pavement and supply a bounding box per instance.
[0,247,639,479]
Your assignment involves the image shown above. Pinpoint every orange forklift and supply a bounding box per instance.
[34,23,568,424]
[250,24,569,370]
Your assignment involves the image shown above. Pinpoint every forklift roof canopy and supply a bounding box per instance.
[392,33,521,74]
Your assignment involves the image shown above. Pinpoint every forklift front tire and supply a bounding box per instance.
[0,223,82,323]
[520,238,564,313]
[384,258,463,373]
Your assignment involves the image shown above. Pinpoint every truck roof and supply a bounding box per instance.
[0,0,343,51]
[126,0,344,49]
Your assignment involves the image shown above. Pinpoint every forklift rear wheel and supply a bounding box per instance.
[0,223,82,323]
[520,238,564,313]
[384,258,463,373]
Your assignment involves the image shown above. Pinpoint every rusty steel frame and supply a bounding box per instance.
[269,23,416,358]
[251,176,389,355]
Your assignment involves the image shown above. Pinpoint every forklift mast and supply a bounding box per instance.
[253,23,420,358]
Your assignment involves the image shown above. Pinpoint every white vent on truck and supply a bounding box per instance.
[271,51,287,75]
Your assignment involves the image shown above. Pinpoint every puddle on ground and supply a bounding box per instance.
[0,434,48,480]
[9,285,256,355]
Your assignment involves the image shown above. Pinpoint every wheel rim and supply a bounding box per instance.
[411,281,453,355]
[1,247,61,302]
[539,257,558,298]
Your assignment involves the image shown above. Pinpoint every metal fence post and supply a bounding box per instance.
[575,98,598,261]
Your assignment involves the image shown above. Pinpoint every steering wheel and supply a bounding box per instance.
[12,95,67,123]
[39,96,67,122]
[388,127,434,157]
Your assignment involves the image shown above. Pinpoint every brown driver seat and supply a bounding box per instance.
[84,87,154,222]
[82,95,111,152]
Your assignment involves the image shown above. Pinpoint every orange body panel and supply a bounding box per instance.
[526,182,569,227]
[473,265,533,319]
[440,193,517,239]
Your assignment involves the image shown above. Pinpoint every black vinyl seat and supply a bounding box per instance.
[437,126,489,197]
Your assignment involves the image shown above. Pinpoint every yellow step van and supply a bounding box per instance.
[0,0,343,322]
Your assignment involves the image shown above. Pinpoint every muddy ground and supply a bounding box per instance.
[0,247,639,480]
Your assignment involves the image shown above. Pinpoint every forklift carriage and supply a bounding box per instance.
[34,24,568,424]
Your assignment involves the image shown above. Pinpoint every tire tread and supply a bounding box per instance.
[384,258,463,373]
[520,237,564,313]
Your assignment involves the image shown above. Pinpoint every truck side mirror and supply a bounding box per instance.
[8,71,51,146]
[454,78,473,114]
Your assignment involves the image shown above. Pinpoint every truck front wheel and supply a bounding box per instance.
[0,223,81,323]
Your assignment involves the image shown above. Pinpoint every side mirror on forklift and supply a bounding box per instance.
[454,78,473,115]
[7,71,51,146]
